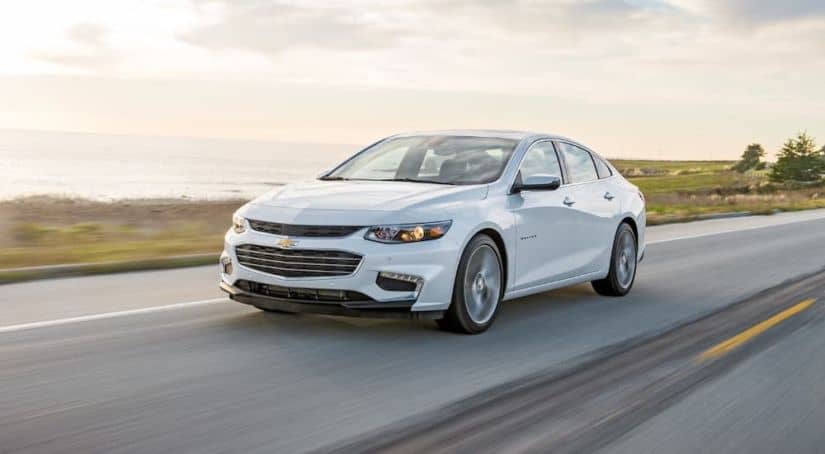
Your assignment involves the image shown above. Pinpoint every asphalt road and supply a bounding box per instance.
[331,262,825,453]
[606,313,825,454]
[2,210,825,453]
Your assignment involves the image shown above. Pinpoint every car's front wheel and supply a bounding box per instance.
[592,222,637,296]
[437,234,503,334]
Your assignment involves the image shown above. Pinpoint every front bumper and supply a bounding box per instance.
[220,226,462,314]
[220,281,443,319]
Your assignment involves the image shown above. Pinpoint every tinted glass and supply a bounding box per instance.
[593,154,613,179]
[520,142,562,180]
[326,136,518,185]
[559,143,598,183]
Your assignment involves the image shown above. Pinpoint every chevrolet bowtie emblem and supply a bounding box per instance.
[277,238,298,248]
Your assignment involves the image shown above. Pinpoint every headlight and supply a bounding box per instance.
[232,214,247,234]
[365,221,452,244]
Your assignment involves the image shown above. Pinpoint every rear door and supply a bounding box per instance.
[589,151,624,272]
[556,142,619,275]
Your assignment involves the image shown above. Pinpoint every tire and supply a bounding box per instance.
[437,234,504,334]
[592,223,637,297]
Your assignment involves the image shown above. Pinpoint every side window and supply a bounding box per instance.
[519,142,563,180]
[559,143,598,183]
[593,154,613,179]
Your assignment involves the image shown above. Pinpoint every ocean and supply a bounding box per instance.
[0,130,357,201]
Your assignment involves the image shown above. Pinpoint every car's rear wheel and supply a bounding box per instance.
[437,234,503,334]
[592,223,637,296]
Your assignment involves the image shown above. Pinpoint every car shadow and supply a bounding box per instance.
[200,282,660,394]
[218,283,604,340]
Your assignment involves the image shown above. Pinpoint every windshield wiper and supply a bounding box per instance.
[318,176,348,181]
[377,178,456,185]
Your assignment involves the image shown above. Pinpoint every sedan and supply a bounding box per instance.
[220,130,646,333]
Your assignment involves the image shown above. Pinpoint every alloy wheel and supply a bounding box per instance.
[462,244,502,325]
[615,229,637,289]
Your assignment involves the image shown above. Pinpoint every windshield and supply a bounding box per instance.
[322,135,518,185]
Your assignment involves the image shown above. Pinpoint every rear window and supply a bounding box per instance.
[558,143,598,184]
[593,155,613,179]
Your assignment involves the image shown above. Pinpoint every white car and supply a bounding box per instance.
[220,130,646,333]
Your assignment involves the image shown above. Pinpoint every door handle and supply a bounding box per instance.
[563,196,576,206]
[604,192,615,201]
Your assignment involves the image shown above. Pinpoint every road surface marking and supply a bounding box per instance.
[0,297,227,335]
[699,298,816,361]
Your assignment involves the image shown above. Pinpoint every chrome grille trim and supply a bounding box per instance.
[236,249,361,261]
[237,263,351,275]
[235,254,357,268]
[235,244,362,278]
[248,220,364,238]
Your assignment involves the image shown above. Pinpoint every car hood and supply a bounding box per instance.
[244,180,487,225]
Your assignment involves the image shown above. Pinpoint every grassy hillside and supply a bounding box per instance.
[613,160,735,176]
[611,160,825,224]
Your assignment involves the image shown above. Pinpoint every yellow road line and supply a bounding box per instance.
[699,298,817,361]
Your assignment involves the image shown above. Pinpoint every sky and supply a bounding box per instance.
[1,0,824,160]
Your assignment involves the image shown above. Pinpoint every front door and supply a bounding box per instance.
[511,141,584,290]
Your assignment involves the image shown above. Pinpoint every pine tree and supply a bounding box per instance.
[769,132,825,182]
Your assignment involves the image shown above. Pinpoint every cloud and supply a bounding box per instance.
[5,0,825,158]
[32,22,117,69]
[179,0,689,56]
[67,22,108,47]
[168,0,825,108]
[714,0,825,24]
[179,1,409,54]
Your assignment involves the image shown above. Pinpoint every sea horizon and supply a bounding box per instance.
[0,129,358,201]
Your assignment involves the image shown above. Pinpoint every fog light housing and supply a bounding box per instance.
[377,272,424,293]
[220,256,233,275]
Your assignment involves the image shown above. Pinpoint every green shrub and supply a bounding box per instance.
[769,133,825,183]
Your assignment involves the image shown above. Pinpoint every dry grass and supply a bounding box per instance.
[645,191,825,224]
[0,197,241,268]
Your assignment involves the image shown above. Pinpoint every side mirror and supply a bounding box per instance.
[512,174,561,193]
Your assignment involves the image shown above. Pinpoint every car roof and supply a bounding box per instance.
[391,129,563,142]
[386,130,604,159]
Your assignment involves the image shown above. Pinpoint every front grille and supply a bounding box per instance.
[235,279,369,302]
[248,220,363,238]
[235,244,362,278]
